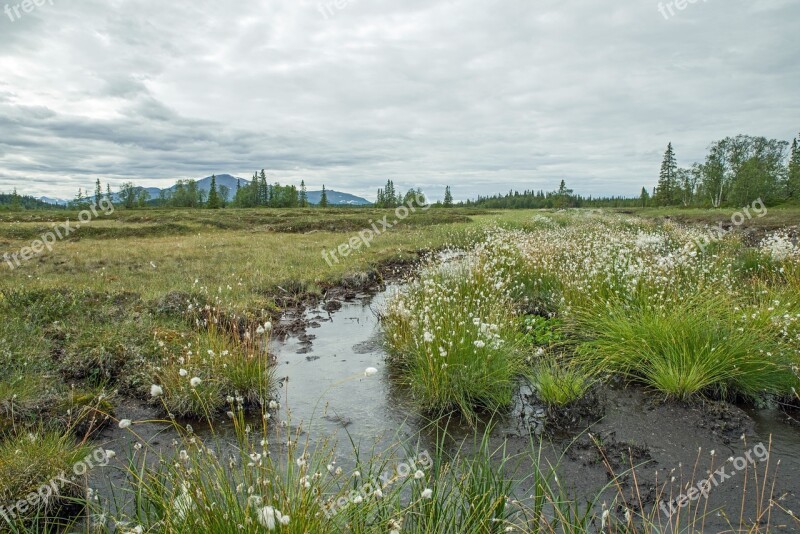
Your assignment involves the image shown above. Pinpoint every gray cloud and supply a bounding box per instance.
[0,0,797,201]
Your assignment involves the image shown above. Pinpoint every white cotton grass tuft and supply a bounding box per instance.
[190,377,202,388]
[258,506,276,530]
[364,367,379,377]
[172,487,195,520]
[179,369,188,377]
[118,419,132,429]
[150,384,164,398]
[421,488,433,499]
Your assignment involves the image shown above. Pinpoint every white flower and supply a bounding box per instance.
[179,369,188,377]
[172,490,195,520]
[364,367,378,377]
[190,377,202,388]
[276,510,289,526]
[258,506,276,530]
[256,326,265,335]
[118,419,132,429]
[423,331,434,342]
[104,450,116,460]
[269,400,278,410]
[421,488,433,499]
[150,385,163,398]
[474,340,486,349]
[414,470,425,480]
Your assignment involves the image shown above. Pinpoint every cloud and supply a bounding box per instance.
[0,0,797,201]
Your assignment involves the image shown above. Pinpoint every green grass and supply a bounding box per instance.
[382,244,529,422]
[0,431,96,525]
[527,355,593,407]
[573,294,799,400]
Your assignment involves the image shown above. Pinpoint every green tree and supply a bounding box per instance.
[207,175,220,209]
[655,143,678,206]
[443,186,453,207]
[119,182,137,209]
[640,187,650,207]
[106,184,112,204]
[10,188,22,211]
[94,179,102,207]
[319,185,329,207]
[299,180,309,207]
[788,135,800,201]
[219,185,230,208]
[137,189,150,208]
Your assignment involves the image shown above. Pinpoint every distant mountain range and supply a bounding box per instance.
[37,174,372,206]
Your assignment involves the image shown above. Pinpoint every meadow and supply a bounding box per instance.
[0,206,799,533]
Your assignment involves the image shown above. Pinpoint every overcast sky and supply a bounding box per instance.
[0,0,797,201]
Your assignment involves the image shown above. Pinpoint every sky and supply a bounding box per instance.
[0,0,798,202]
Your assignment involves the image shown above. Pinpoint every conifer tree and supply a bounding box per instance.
[207,175,220,209]
[655,142,678,206]
[259,170,268,206]
[443,186,453,207]
[106,184,112,203]
[319,185,329,207]
[788,135,800,200]
[94,179,102,207]
[299,180,308,207]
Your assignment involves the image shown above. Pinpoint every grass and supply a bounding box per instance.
[572,293,799,401]
[0,430,96,525]
[526,355,593,407]
[382,239,529,422]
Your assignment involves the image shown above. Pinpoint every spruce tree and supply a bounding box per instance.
[207,175,220,209]
[640,187,650,207]
[788,135,800,200]
[300,180,308,207]
[106,184,112,203]
[655,142,678,206]
[94,179,102,207]
[259,170,268,206]
[11,188,21,210]
[319,185,329,207]
[443,186,453,207]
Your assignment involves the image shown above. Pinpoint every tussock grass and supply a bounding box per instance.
[0,431,95,524]
[527,355,593,407]
[573,294,798,400]
[382,244,528,422]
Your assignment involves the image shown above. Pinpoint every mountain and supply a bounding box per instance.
[306,190,371,206]
[38,196,69,206]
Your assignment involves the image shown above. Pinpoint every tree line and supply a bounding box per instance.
[651,133,800,207]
